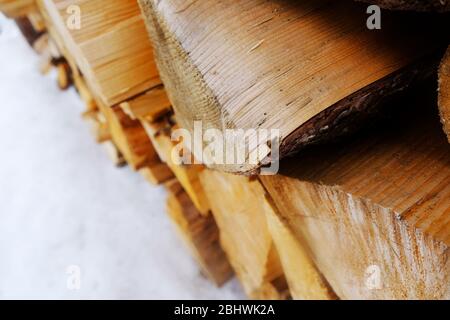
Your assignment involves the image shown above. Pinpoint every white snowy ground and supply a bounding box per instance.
[0,15,244,300]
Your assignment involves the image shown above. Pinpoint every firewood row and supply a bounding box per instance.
[2,0,449,300]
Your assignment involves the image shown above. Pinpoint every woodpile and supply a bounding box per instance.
[3,0,450,300]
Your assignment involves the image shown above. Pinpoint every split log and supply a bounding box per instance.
[119,86,211,214]
[141,116,211,216]
[120,85,172,123]
[37,0,161,107]
[99,102,160,171]
[199,170,290,299]
[439,46,450,143]
[261,89,450,299]
[27,11,46,32]
[73,74,97,112]
[36,0,80,81]
[139,163,173,185]
[357,0,450,11]
[165,180,233,286]
[264,199,337,300]
[140,0,449,174]
[0,0,37,18]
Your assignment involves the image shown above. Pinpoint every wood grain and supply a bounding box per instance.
[261,90,450,299]
[166,180,233,286]
[139,0,449,174]
[199,170,290,299]
[38,0,161,107]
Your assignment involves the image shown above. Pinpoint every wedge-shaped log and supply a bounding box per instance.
[199,170,292,299]
[142,117,211,216]
[38,0,161,107]
[165,180,233,286]
[264,200,337,300]
[140,0,449,174]
[439,46,450,143]
[261,91,450,299]
[100,103,159,171]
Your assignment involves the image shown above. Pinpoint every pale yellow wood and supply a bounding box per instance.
[139,164,173,185]
[56,61,71,90]
[82,109,110,143]
[0,0,36,17]
[120,86,172,122]
[99,104,159,171]
[165,180,233,286]
[142,117,210,216]
[199,170,287,299]
[264,197,337,300]
[261,92,450,299]
[74,74,97,112]
[33,33,49,55]
[140,0,449,173]
[38,0,161,107]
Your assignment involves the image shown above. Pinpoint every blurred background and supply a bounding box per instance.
[0,13,243,299]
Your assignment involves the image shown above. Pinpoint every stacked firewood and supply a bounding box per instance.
[2,0,449,299]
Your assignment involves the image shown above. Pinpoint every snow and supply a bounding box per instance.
[0,14,244,300]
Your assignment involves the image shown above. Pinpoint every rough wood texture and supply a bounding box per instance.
[120,85,172,123]
[264,197,337,300]
[139,163,173,185]
[358,0,450,11]
[100,103,159,171]
[38,0,161,107]
[199,170,289,299]
[139,0,449,174]
[439,47,450,143]
[142,116,211,215]
[0,0,36,17]
[165,180,233,286]
[261,90,450,299]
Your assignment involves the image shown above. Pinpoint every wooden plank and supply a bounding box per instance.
[100,103,160,171]
[141,116,211,215]
[139,0,449,174]
[120,85,172,123]
[199,170,289,299]
[139,163,173,185]
[439,46,450,143]
[261,89,450,299]
[165,180,233,286]
[38,0,161,107]
[74,74,97,112]
[264,196,337,300]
